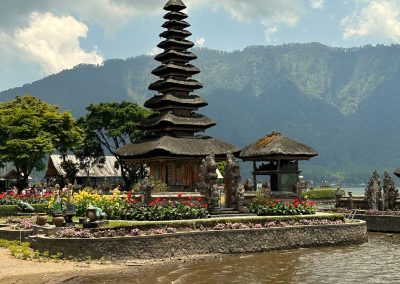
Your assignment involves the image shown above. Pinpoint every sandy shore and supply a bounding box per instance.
[0,247,218,284]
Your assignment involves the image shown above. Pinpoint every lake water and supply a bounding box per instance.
[344,187,365,196]
[66,232,400,284]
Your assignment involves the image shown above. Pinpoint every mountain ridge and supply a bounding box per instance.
[2,43,400,184]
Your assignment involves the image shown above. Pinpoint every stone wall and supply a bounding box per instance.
[336,197,400,210]
[30,221,367,260]
[0,227,33,241]
[353,215,400,232]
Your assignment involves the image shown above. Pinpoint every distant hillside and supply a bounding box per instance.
[2,43,400,184]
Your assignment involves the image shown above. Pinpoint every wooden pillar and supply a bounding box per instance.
[253,161,257,191]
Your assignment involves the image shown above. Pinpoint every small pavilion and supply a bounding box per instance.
[116,0,238,191]
[240,132,318,196]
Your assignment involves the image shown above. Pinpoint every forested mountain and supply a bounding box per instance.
[2,43,400,184]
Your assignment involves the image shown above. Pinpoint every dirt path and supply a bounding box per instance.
[0,248,218,284]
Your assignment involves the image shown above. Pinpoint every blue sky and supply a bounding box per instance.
[0,0,399,92]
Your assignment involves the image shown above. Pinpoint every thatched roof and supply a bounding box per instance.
[45,155,121,178]
[164,0,186,11]
[149,78,202,92]
[152,63,199,77]
[240,132,318,161]
[140,113,215,130]
[394,168,400,178]
[116,136,239,160]
[144,93,207,109]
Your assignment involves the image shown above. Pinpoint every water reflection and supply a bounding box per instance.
[66,233,400,284]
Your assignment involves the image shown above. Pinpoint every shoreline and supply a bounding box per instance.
[0,247,221,284]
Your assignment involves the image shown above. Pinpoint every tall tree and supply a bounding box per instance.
[0,95,82,188]
[79,101,151,189]
[74,131,106,185]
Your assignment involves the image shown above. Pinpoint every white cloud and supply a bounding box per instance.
[341,0,400,41]
[0,12,103,75]
[195,36,206,47]
[0,0,305,39]
[310,0,324,9]
[187,0,304,43]
[262,24,278,42]
[147,47,162,56]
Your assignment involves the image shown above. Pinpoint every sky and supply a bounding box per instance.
[0,0,400,92]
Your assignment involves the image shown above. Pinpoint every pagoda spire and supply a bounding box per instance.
[141,0,214,138]
[164,0,186,11]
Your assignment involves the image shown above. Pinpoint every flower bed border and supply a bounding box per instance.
[0,227,34,241]
[353,214,400,232]
[105,212,344,230]
[28,215,367,260]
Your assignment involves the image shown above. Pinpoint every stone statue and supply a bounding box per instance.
[235,184,246,213]
[365,170,381,210]
[295,177,308,196]
[335,187,344,208]
[65,183,75,211]
[17,201,35,213]
[52,185,63,213]
[225,153,241,208]
[383,170,398,210]
[198,154,219,212]
[244,179,253,192]
[140,177,154,206]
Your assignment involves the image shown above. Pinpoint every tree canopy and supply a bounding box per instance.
[79,101,151,189]
[0,95,82,188]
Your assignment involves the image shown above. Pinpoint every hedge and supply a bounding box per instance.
[0,204,47,217]
[302,189,345,200]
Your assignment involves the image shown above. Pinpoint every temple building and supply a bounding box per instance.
[116,0,238,191]
[240,132,318,195]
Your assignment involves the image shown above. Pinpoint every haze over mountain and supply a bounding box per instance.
[2,43,400,184]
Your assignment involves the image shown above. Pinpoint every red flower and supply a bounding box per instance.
[275,199,280,203]
[188,195,193,201]
[197,197,203,202]
[309,201,315,206]
[133,199,137,204]
[202,204,208,208]
[177,193,182,198]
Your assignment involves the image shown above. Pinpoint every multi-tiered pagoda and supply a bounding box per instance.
[117,0,238,190]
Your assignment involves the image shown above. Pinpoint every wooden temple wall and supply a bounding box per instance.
[148,160,202,189]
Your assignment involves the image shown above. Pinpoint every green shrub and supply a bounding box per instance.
[301,189,345,200]
[248,199,316,216]
[0,204,47,216]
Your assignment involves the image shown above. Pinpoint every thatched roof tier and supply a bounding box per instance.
[116,136,239,160]
[149,78,202,93]
[160,29,192,40]
[240,132,318,161]
[164,0,186,11]
[394,169,400,178]
[152,64,200,77]
[162,20,190,30]
[164,11,187,20]
[158,39,194,50]
[140,112,215,131]
[155,49,197,63]
[144,94,207,110]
